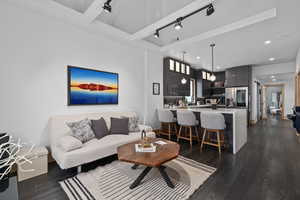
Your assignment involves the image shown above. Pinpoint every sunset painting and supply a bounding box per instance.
[68,66,118,105]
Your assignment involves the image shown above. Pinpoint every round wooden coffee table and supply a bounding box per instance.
[117,138,180,189]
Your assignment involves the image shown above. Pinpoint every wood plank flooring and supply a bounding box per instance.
[18,116,300,200]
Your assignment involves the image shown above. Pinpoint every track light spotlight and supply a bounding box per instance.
[154,30,160,38]
[174,18,183,30]
[103,0,112,13]
[206,4,215,16]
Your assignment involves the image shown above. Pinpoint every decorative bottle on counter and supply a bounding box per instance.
[140,130,151,148]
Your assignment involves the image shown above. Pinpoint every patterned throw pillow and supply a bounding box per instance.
[66,119,95,143]
[122,116,140,132]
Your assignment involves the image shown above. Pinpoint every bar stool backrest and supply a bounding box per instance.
[158,109,175,123]
[200,112,226,130]
[177,110,197,126]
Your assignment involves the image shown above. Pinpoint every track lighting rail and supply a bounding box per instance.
[154,3,214,37]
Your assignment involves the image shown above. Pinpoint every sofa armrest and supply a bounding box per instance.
[138,124,153,132]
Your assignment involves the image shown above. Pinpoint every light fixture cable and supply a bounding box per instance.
[181,51,187,84]
[210,43,216,82]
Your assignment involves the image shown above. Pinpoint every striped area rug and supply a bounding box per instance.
[60,156,216,200]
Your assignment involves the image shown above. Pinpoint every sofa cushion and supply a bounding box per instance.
[110,117,129,135]
[59,135,83,152]
[91,118,109,139]
[52,131,156,169]
[66,118,95,143]
[122,116,140,132]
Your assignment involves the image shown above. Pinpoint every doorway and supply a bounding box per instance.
[256,82,262,121]
[261,84,285,120]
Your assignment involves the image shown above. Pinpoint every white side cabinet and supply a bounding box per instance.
[17,147,48,182]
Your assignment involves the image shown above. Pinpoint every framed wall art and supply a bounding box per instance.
[68,66,119,105]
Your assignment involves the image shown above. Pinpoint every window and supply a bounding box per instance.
[169,59,174,71]
[186,65,190,75]
[181,63,185,74]
[176,62,180,72]
[207,73,211,81]
[202,71,207,79]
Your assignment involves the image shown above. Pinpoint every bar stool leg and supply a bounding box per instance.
[168,123,171,140]
[201,129,207,152]
[159,122,165,137]
[195,127,200,143]
[217,131,221,155]
[189,127,193,148]
[174,123,178,137]
[177,126,182,142]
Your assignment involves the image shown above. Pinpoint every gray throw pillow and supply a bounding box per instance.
[66,118,95,143]
[110,117,129,135]
[91,118,109,139]
[122,116,140,132]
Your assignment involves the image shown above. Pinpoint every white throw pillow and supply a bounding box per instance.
[59,135,83,152]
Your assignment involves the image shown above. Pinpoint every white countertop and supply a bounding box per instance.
[164,107,247,114]
[188,105,212,108]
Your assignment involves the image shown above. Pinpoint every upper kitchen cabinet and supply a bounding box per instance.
[163,57,192,96]
[225,66,252,87]
[195,69,225,98]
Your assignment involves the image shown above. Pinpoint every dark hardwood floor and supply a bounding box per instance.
[18,116,300,200]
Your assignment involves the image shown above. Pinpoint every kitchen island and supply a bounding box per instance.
[164,107,247,154]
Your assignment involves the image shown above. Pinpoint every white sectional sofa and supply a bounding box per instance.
[49,111,155,170]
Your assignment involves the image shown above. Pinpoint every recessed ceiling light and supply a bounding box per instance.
[264,40,271,45]
[216,66,221,69]
[271,75,275,78]
[196,56,201,60]
[269,57,275,61]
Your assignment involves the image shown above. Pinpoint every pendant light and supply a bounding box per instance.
[181,78,187,84]
[210,43,216,82]
[181,51,187,84]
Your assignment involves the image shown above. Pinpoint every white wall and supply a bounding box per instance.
[0,2,159,145]
[296,48,300,73]
[251,62,295,122]
[144,50,164,129]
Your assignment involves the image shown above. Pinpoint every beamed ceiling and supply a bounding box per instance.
[5,0,300,70]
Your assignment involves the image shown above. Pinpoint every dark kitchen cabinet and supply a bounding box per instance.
[225,66,251,87]
[195,70,226,98]
[163,57,191,96]
[165,73,190,96]
[202,79,212,97]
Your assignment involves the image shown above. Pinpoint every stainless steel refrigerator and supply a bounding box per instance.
[225,87,248,108]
